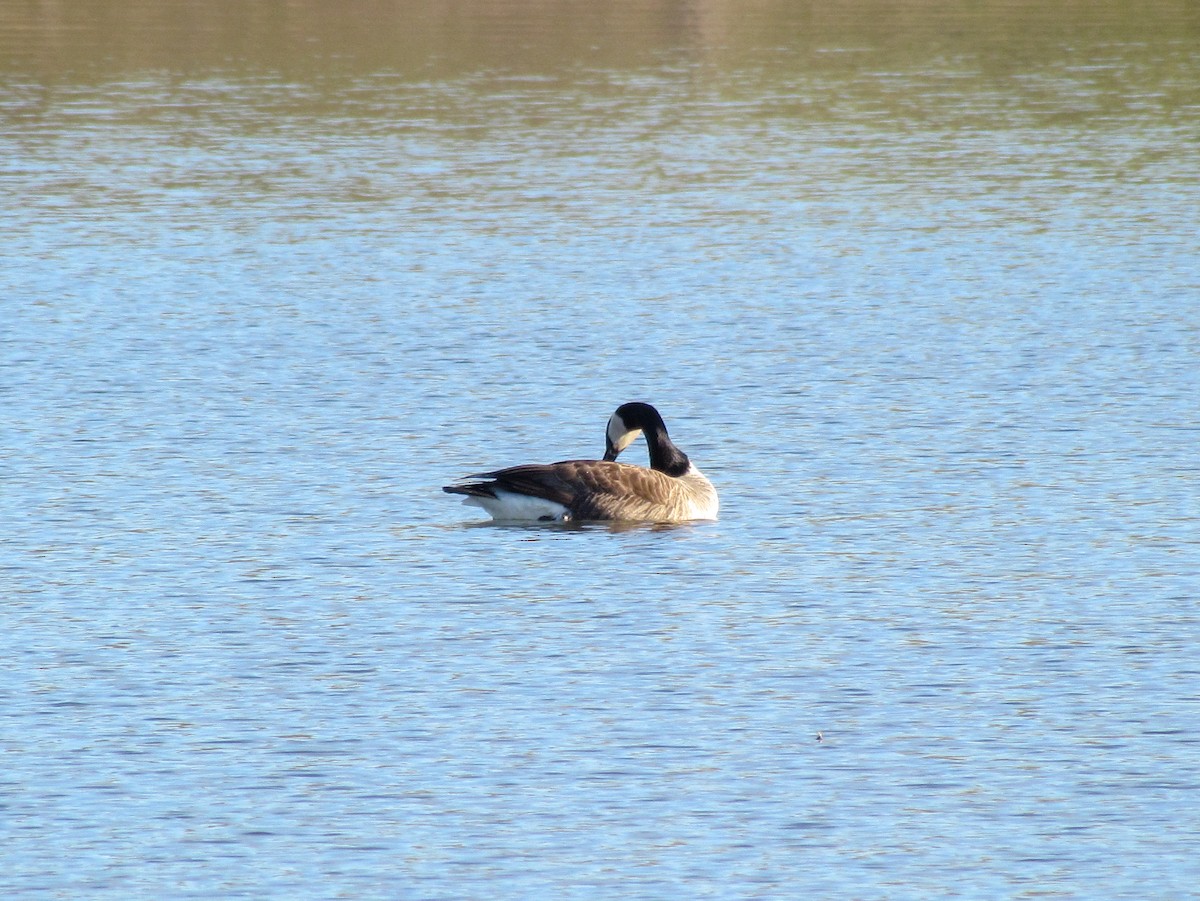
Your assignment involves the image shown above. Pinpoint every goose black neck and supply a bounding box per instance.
[645,428,690,477]
[618,402,691,477]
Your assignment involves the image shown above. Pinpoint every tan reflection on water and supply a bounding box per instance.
[3,0,1197,80]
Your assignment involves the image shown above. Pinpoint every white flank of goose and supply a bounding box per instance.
[443,402,719,523]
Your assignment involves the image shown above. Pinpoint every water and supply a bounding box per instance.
[3,2,1199,897]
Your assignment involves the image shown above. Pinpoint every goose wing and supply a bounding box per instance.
[475,460,682,520]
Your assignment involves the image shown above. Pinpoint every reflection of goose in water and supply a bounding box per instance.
[443,402,719,523]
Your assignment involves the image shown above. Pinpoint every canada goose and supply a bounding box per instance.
[443,402,719,523]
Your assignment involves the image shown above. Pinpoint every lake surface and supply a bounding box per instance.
[3,1,1199,897]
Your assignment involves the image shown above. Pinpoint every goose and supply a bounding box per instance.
[443,402,719,523]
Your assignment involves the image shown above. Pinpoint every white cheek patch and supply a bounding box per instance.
[608,420,642,454]
[606,415,623,449]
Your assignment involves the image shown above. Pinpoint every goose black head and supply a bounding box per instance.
[603,402,662,461]
[602,402,690,476]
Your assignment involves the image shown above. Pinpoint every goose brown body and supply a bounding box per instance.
[443,402,719,523]
[447,459,717,522]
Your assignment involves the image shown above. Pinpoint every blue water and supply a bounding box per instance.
[3,3,1200,898]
